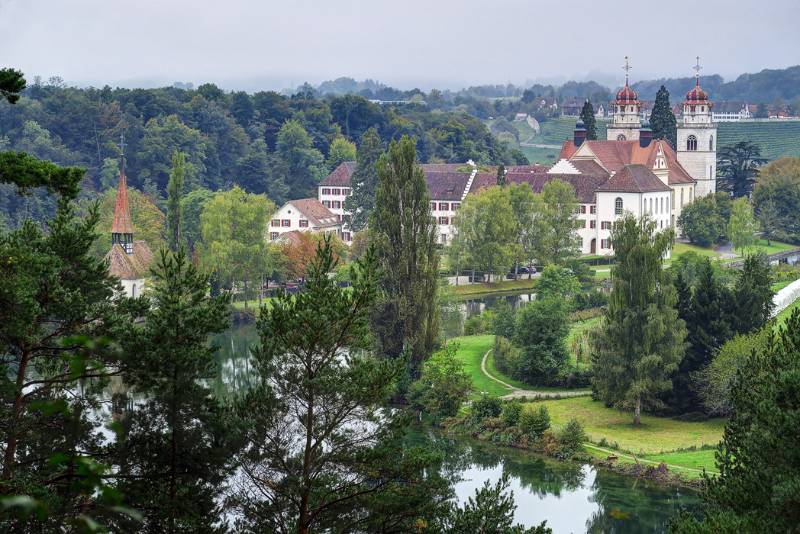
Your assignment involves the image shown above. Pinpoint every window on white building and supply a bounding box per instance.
[439,202,449,211]
[590,205,597,214]
[322,188,331,195]
[687,135,698,151]
[281,219,290,227]
[601,221,611,230]
[709,135,714,151]
[270,232,279,240]
[430,202,436,211]
[590,220,596,229]
[438,216,449,225]
[452,203,460,211]
[299,220,308,228]
[271,219,280,227]
[614,197,623,215]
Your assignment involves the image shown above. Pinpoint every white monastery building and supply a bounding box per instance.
[268,198,342,242]
[302,58,716,257]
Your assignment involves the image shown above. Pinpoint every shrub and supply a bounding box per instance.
[409,343,472,420]
[470,393,502,423]
[513,298,570,385]
[463,315,486,335]
[556,418,587,458]
[492,335,521,377]
[518,405,550,439]
[501,400,523,426]
[573,290,608,311]
[491,302,517,339]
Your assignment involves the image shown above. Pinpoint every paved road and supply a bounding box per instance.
[480,349,590,400]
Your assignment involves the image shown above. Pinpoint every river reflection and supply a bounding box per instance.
[411,429,699,534]
[214,324,700,533]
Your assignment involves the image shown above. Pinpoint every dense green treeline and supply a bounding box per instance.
[0,80,527,226]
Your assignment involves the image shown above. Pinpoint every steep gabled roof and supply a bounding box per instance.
[596,164,671,193]
[289,198,340,227]
[106,241,154,280]
[111,170,134,234]
[320,161,356,186]
[561,139,695,186]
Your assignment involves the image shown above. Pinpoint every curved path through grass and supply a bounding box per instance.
[479,348,590,400]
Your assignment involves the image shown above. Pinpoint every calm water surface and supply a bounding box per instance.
[214,322,700,534]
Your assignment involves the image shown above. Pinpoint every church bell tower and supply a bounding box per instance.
[607,56,642,141]
[677,57,717,197]
[111,134,134,254]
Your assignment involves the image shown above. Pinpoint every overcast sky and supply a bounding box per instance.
[1,0,798,92]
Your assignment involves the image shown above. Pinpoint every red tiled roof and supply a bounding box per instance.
[562,139,695,186]
[289,198,339,228]
[111,170,134,234]
[570,159,610,178]
[420,163,469,173]
[425,171,473,201]
[505,164,551,174]
[106,241,154,280]
[320,161,356,186]
[596,165,671,193]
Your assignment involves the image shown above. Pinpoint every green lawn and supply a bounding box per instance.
[485,350,530,390]
[671,242,724,260]
[642,448,718,473]
[451,277,537,297]
[748,239,798,256]
[525,396,725,456]
[450,335,510,398]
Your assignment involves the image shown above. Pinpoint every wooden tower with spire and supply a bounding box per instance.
[105,133,154,297]
[111,134,134,254]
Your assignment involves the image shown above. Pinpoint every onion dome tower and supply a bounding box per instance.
[607,56,642,141]
[677,56,717,196]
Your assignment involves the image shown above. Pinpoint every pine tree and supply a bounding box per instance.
[591,215,687,424]
[232,239,450,532]
[669,259,734,413]
[112,249,232,532]
[369,135,439,375]
[649,85,677,148]
[579,100,597,140]
[166,150,185,252]
[344,127,382,232]
[732,252,773,334]
[0,67,26,103]
[672,310,800,532]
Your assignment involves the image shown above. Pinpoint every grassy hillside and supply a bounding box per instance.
[717,121,800,161]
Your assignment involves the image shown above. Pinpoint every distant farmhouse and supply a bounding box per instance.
[282,59,719,258]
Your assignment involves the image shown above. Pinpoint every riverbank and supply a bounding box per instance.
[451,334,723,483]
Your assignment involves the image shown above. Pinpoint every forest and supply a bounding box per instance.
[0,79,527,227]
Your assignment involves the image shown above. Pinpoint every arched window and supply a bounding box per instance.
[617,134,626,141]
[709,135,714,151]
[687,135,698,151]
[614,197,623,215]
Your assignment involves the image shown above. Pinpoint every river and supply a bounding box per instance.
[212,322,701,533]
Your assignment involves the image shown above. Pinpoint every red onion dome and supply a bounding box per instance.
[685,84,710,104]
[615,84,639,104]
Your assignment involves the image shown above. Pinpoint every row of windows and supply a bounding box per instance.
[322,200,342,209]
[320,187,351,196]
[573,205,597,215]
[271,219,309,228]
[646,196,669,215]
[430,202,461,212]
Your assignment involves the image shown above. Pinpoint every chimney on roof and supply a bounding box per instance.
[639,121,653,148]
[573,121,587,147]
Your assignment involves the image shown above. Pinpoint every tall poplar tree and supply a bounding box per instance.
[166,150,185,252]
[345,127,382,232]
[369,136,439,375]
[649,85,677,148]
[537,179,580,265]
[591,215,687,424]
[579,100,597,140]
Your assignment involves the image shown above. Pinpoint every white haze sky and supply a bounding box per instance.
[1,0,798,91]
